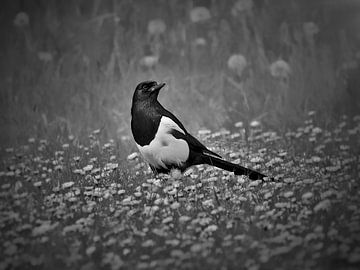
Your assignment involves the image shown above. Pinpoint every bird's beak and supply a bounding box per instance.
[151,82,166,93]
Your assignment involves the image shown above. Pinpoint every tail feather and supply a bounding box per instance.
[202,155,269,180]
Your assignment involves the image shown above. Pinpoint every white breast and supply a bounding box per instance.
[136,116,190,169]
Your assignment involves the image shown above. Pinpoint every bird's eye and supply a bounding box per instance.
[143,84,155,91]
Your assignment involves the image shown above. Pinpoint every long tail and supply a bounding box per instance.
[202,155,269,180]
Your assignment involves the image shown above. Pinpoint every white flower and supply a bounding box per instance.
[204,224,218,232]
[102,252,124,270]
[32,221,58,236]
[170,202,180,209]
[170,169,182,180]
[250,120,261,127]
[162,216,173,224]
[250,156,263,163]
[311,156,321,163]
[104,163,118,171]
[314,199,331,212]
[83,164,93,172]
[147,19,166,35]
[194,37,207,46]
[198,129,211,135]
[62,181,75,189]
[232,0,253,16]
[269,59,291,79]
[37,51,53,62]
[62,143,69,149]
[127,152,139,160]
[249,180,262,187]
[312,127,322,134]
[179,215,191,223]
[303,22,319,37]
[308,110,316,116]
[190,7,211,23]
[140,55,159,68]
[302,192,313,201]
[227,54,247,77]
[14,12,29,27]
[86,246,96,256]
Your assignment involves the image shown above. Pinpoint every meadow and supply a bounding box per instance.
[1,112,360,269]
[1,1,360,269]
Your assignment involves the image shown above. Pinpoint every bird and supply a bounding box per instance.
[131,80,270,180]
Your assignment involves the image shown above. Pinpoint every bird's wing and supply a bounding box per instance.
[170,129,222,158]
[161,109,188,134]
[158,106,222,158]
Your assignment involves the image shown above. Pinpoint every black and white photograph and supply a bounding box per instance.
[1,0,360,269]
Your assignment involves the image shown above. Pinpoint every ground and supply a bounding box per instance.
[0,113,360,270]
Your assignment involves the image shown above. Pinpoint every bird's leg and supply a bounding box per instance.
[150,165,167,185]
[150,165,157,175]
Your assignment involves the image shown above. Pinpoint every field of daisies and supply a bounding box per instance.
[1,1,360,269]
[1,112,360,270]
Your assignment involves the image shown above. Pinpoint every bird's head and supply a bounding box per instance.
[133,81,166,102]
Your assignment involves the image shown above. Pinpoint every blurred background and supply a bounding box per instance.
[1,0,359,147]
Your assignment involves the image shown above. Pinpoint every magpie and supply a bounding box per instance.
[131,80,269,180]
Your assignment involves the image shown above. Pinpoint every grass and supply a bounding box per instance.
[1,1,360,268]
[1,112,360,270]
[1,1,359,146]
